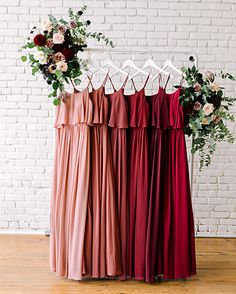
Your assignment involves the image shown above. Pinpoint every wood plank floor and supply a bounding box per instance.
[0,235,235,294]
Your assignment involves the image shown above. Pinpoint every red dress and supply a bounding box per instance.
[107,76,129,279]
[125,77,150,280]
[162,87,196,279]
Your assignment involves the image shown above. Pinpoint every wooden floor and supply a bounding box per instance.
[0,236,235,294]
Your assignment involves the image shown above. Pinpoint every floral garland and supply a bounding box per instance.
[180,59,236,170]
[20,5,114,105]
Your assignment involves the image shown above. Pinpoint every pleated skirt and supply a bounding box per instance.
[50,124,90,280]
[110,128,128,279]
[83,124,122,278]
[127,127,149,280]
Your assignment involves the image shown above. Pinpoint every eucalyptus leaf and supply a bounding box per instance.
[52,81,59,90]
[53,98,61,106]
[21,56,27,62]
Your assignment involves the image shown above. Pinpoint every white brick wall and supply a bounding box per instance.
[0,0,236,236]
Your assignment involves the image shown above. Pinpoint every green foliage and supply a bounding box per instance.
[20,6,114,104]
[21,56,27,62]
[181,65,236,170]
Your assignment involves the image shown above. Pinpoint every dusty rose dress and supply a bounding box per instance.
[107,76,129,279]
[83,74,122,278]
[50,88,93,280]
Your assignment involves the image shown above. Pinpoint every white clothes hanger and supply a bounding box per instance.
[164,59,183,75]
[152,59,183,81]
[102,59,128,77]
[87,53,107,75]
[111,59,149,80]
[142,59,171,78]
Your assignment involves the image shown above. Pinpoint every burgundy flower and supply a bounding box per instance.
[52,44,64,53]
[62,48,75,60]
[185,102,194,115]
[33,34,46,46]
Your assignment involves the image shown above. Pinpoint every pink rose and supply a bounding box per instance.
[212,115,221,124]
[203,103,214,116]
[56,61,68,72]
[58,25,66,34]
[52,32,64,44]
[53,52,65,62]
[45,38,53,48]
[194,83,201,92]
[193,101,202,111]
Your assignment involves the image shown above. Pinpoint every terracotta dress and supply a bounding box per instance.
[162,87,196,279]
[145,83,170,282]
[83,73,122,278]
[50,88,93,280]
[125,76,150,280]
[107,76,129,279]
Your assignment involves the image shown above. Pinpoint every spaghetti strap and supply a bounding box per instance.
[87,74,95,90]
[158,73,163,88]
[102,71,110,86]
[121,74,129,90]
[108,76,116,92]
[164,73,171,90]
[131,78,137,92]
[143,73,150,89]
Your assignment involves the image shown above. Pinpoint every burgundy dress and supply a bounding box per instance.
[125,78,150,280]
[107,76,129,279]
[162,87,196,279]
[145,87,170,282]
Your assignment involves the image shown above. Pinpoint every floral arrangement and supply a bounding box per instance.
[180,60,236,170]
[20,5,114,105]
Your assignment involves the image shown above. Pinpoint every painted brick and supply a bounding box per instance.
[0,0,235,236]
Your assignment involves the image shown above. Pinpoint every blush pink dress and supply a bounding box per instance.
[50,87,93,280]
[83,73,122,278]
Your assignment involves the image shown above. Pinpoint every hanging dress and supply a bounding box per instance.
[83,73,122,278]
[125,75,150,280]
[162,86,196,279]
[106,75,129,280]
[50,86,93,280]
[145,76,171,282]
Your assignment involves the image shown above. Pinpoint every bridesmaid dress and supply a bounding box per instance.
[83,73,122,278]
[125,75,150,280]
[50,86,93,280]
[107,75,129,280]
[145,76,171,282]
[163,85,196,279]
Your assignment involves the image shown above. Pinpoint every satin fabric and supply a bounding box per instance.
[50,89,93,280]
[145,87,196,281]
[83,85,122,278]
[126,88,150,280]
[163,88,196,279]
[145,87,170,282]
[107,87,129,280]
